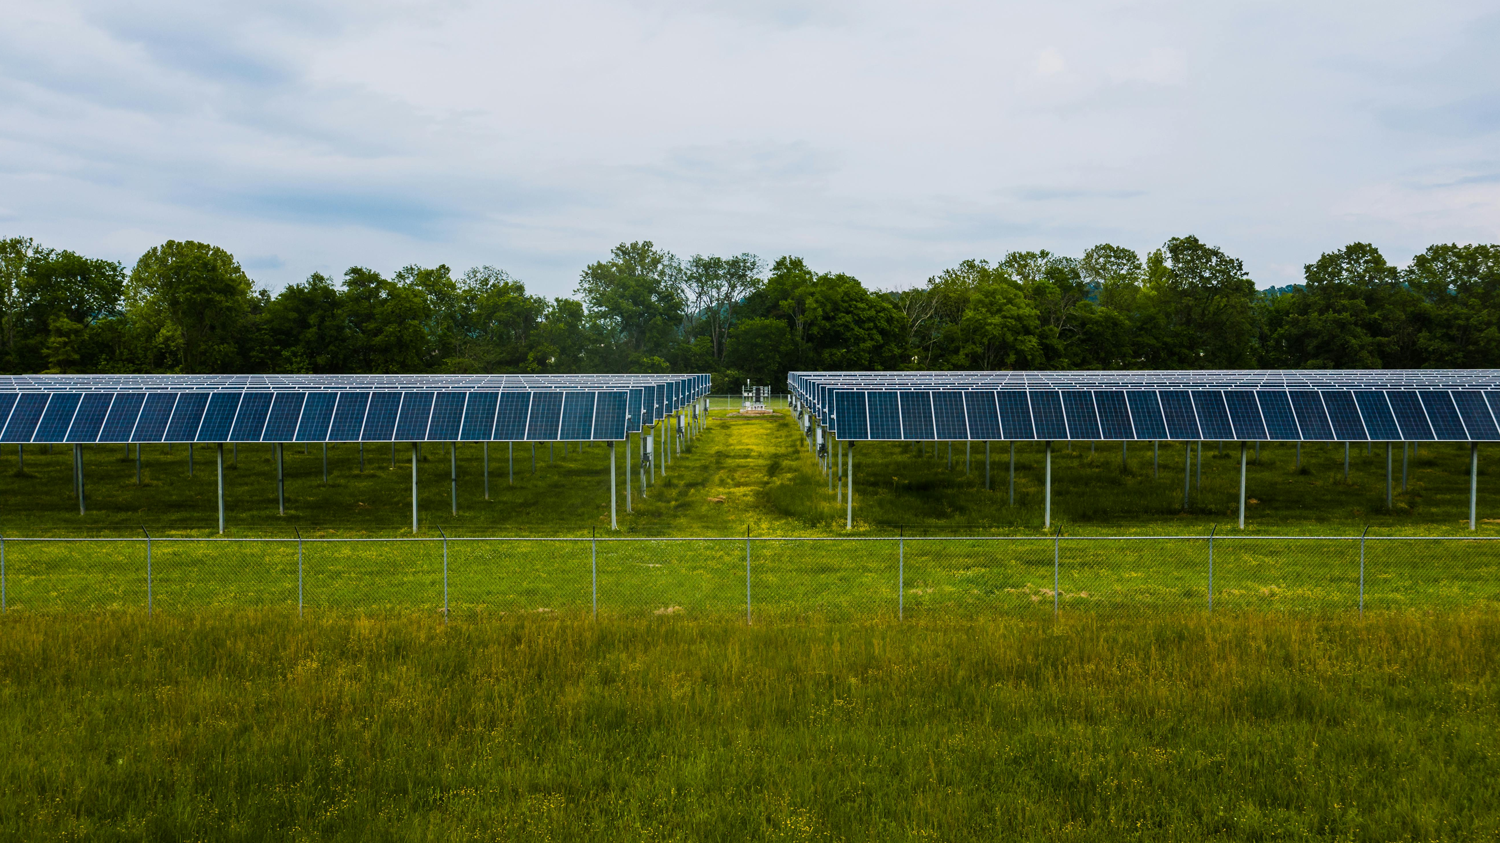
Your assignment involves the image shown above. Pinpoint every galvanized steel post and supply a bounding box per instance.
[846,443,854,531]
[450,442,457,516]
[411,443,419,534]
[1009,442,1015,506]
[217,443,225,534]
[1238,442,1247,530]
[1044,441,1052,529]
[1471,443,1479,531]
[276,443,285,516]
[609,442,617,530]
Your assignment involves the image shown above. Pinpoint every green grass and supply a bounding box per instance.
[1,611,1496,840]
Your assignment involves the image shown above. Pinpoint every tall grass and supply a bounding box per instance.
[2,612,1496,840]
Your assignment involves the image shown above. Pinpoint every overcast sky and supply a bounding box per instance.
[3,0,1498,297]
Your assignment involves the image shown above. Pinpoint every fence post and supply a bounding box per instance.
[898,528,904,621]
[1053,528,1061,619]
[591,527,597,619]
[1207,524,1217,612]
[438,526,449,624]
[1359,526,1369,617]
[295,528,303,619]
[141,527,151,617]
[745,528,752,625]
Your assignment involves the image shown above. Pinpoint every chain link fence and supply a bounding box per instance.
[2,533,1497,619]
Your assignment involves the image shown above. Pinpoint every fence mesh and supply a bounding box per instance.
[0,534,1496,618]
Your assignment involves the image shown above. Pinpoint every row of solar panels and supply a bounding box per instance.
[0,388,707,444]
[826,389,1500,442]
[0,373,712,394]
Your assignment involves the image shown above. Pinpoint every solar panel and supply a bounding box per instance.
[1029,391,1067,439]
[1255,391,1299,440]
[1287,391,1331,440]
[835,392,868,439]
[932,391,968,440]
[34,393,81,442]
[1158,391,1199,440]
[1191,391,1234,440]
[559,392,595,440]
[295,392,338,442]
[1223,391,1267,440]
[132,393,178,442]
[426,392,466,441]
[362,393,401,440]
[2,393,49,442]
[1353,391,1400,440]
[964,391,1000,439]
[328,392,370,441]
[66,393,113,443]
[868,392,901,439]
[1418,391,1466,441]
[198,392,241,441]
[899,392,934,440]
[996,391,1032,439]
[1453,392,1500,441]
[393,392,433,441]
[460,392,498,441]
[100,393,145,442]
[1125,391,1165,439]
[526,392,563,440]
[1321,391,1366,440]
[494,392,531,440]
[262,392,306,441]
[593,392,627,440]
[1060,391,1100,439]
[1094,391,1133,439]
[230,393,274,442]
[164,392,210,441]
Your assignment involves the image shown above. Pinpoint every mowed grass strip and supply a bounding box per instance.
[0,612,1496,840]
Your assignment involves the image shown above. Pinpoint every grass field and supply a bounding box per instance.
[1,611,1496,840]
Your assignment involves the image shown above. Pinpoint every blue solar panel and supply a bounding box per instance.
[0,393,16,435]
[461,392,498,441]
[132,393,177,442]
[426,392,466,441]
[1223,391,1266,440]
[1029,391,1068,440]
[394,392,434,441]
[835,392,869,439]
[1453,392,1499,440]
[261,392,306,441]
[66,393,113,442]
[1352,392,1399,440]
[899,392,934,440]
[559,392,595,440]
[642,385,657,424]
[1094,391,1132,439]
[996,392,1031,439]
[295,392,337,442]
[34,393,81,442]
[99,393,145,442]
[229,393,273,441]
[526,392,563,440]
[1417,391,1465,441]
[1487,393,1500,438]
[1158,391,1200,440]
[1061,391,1100,439]
[2,393,49,442]
[964,392,1001,439]
[1125,391,1166,439]
[1321,391,1365,440]
[197,392,241,441]
[868,392,901,440]
[932,391,967,439]
[328,392,370,441]
[494,393,531,440]
[1255,391,1300,440]
[1191,391,1233,440]
[628,389,643,433]
[593,392,626,439]
[164,393,209,441]
[362,393,401,440]
[1384,392,1432,440]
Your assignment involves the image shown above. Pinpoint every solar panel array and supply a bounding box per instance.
[787,371,1500,443]
[0,375,710,444]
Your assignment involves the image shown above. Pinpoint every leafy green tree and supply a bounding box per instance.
[452,266,549,373]
[261,272,348,373]
[1404,244,1500,367]
[1137,236,1258,368]
[126,241,253,373]
[577,242,684,367]
[340,267,432,373]
[680,253,764,364]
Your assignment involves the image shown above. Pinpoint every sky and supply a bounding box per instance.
[2,0,1498,298]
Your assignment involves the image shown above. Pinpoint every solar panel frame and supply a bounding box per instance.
[931,391,968,440]
[393,392,433,441]
[1029,390,1068,440]
[1418,391,1466,441]
[1453,392,1500,441]
[197,392,241,442]
[964,391,1001,440]
[163,392,210,442]
[66,392,114,443]
[1352,391,1400,441]
[34,393,81,442]
[526,392,563,440]
[295,392,338,442]
[1255,390,1301,440]
[898,391,935,440]
[261,392,306,442]
[835,391,869,440]
[460,392,498,441]
[131,393,178,443]
[995,391,1032,439]
[1124,391,1166,439]
[1223,391,1267,440]
[494,392,532,440]
[867,392,901,440]
[559,392,595,440]
[1093,391,1133,439]
[1321,391,1367,440]
[1158,391,1200,440]
[362,393,401,441]
[2,393,50,442]
[425,391,466,441]
[99,393,145,442]
[327,392,370,441]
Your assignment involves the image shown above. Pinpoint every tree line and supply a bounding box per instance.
[2,235,1496,388]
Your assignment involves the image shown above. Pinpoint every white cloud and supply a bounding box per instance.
[0,0,1497,295]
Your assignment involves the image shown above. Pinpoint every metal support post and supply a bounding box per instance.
[947,442,952,471]
[509,442,514,485]
[1238,442,1247,530]
[1344,442,1350,480]
[1386,443,1392,509]
[1471,443,1479,531]
[966,441,970,474]
[1196,441,1202,492]
[359,443,364,472]
[532,443,536,474]
[217,443,225,534]
[1122,441,1127,472]
[136,444,141,486]
[1009,442,1015,505]
[321,443,327,485]
[1184,442,1191,510]
[1402,442,1408,491]
[75,444,85,514]
[985,442,991,490]
[233,443,237,467]
[1044,441,1052,529]
[609,441,617,530]
[450,443,457,516]
[483,443,489,500]
[276,444,285,515]
[411,443,419,534]
[188,443,193,478]
[836,439,843,504]
[625,434,632,513]
[142,527,151,617]
[846,443,854,531]
[1154,441,1158,478]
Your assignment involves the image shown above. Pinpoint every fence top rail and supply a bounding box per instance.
[1,533,1498,543]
